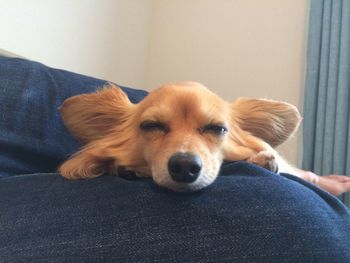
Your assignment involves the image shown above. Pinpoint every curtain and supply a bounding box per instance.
[303,0,350,206]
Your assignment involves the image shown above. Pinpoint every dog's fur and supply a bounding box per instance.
[59,82,302,191]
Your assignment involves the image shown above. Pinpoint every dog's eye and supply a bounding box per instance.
[202,124,228,135]
[140,121,169,133]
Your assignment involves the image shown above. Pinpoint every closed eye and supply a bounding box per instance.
[201,124,228,136]
[139,121,169,133]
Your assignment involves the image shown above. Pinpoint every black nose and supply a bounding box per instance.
[168,152,202,183]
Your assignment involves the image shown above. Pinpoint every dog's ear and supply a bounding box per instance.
[60,84,134,143]
[59,140,119,179]
[231,98,301,147]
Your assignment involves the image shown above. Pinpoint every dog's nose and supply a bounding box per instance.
[168,152,202,183]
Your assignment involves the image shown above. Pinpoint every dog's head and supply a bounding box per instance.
[60,82,300,191]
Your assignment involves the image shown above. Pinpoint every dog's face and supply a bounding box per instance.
[135,83,231,191]
[60,82,300,192]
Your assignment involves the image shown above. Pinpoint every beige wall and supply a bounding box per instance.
[0,0,308,165]
[146,0,308,165]
[0,0,152,88]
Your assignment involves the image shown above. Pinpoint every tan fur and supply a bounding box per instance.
[59,82,301,191]
[232,98,301,147]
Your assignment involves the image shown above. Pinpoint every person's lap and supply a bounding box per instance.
[1,162,349,262]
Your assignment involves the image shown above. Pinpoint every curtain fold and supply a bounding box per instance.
[303,0,350,206]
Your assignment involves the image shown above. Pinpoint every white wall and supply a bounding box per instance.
[147,0,307,101]
[0,0,308,165]
[0,0,152,88]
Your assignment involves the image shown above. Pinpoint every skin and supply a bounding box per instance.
[295,168,350,196]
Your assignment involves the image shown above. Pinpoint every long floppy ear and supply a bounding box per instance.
[232,98,301,147]
[60,84,134,143]
[59,84,139,179]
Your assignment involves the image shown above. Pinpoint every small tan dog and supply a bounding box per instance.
[59,82,350,194]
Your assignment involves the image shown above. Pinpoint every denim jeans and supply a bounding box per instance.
[1,162,349,262]
[0,57,147,178]
[1,57,349,262]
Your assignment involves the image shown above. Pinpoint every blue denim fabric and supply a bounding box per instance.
[0,162,350,262]
[1,57,350,262]
[0,57,147,177]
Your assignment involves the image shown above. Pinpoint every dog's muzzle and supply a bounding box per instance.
[167,152,202,183]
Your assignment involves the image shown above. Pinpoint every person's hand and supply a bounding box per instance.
[317,175,350,196]
[294,168,350,196]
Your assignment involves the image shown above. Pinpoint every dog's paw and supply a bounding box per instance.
[247,150,278,173]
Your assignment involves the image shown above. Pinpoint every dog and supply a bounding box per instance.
[59,82,350,194]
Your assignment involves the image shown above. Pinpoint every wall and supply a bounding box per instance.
[0,0,152,88]
[146,0,308,164]
[0,0,308,165]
